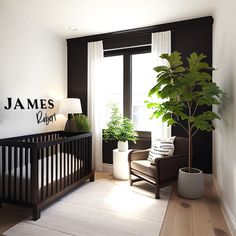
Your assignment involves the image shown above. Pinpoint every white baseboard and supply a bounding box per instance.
[213,176,236,236]
[102,163,113,172]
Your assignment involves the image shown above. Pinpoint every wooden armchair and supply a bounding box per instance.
[128,137,188,199]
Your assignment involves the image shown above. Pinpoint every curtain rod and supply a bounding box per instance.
[103,44,151,52]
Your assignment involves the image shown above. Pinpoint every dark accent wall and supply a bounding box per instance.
[171,25,213,173]
[67,16,213,173]
[67,41,88,114]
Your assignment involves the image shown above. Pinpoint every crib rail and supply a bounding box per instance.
[0,132,92,215]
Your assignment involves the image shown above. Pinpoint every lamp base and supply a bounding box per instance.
[64,119,78,132]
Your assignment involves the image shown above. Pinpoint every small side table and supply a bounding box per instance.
[113,149,132,180]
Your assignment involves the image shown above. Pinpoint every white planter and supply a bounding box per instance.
[178,167,204,199]
[117,140,128,152]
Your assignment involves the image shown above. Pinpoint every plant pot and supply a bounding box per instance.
[117,140,128,152]
[178,167,204,199]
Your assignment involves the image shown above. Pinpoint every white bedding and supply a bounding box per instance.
[0,153,84,200]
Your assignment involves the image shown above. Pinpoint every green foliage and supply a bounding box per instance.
[103,104,138,143]
[146,51,224,136]
[146,51,224,171]
[75,114,90,132]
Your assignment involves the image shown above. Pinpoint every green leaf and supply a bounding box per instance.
[103,104,137,143]
[148,84,160,97]
[146,51,224,137]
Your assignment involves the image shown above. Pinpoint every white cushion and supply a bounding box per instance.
[147,137,175,164]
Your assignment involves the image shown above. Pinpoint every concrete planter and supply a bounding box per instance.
[178,167,204,199]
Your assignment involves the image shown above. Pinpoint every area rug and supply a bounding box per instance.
[3,180,171,236]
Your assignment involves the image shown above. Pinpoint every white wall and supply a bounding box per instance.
[0,8,67,138]
[213,0,236,231]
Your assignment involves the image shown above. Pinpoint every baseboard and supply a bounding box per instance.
[213,176,236,236]
[102,163,113,172]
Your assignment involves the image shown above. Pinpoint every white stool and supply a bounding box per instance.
[113,149,132,180]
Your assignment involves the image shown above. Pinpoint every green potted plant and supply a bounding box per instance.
[146,51,224,198]
[103,104,137,151]
[75,114,90,132]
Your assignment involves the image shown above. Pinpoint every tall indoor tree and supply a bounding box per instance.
[146,51,224,173]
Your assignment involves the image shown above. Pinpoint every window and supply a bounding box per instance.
[101,55,123,128]
[103,46,153,131]
[132,53,155,131]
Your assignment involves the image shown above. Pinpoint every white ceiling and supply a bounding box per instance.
[0,0,214,39]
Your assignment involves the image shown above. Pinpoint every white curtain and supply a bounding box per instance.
[151,31,171,143]
[87,40,103,171]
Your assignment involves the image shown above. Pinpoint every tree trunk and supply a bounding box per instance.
[188,131,193,173]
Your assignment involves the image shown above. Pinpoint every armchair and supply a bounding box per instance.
[128,137,188,199]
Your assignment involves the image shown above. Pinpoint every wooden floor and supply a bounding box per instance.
[0,172,231,236]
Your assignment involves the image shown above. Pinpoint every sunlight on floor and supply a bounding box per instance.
[104,185,156,215]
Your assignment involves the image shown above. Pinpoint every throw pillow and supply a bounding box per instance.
[147,136,176,164]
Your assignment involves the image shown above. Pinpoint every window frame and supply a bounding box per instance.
[104,45,151,123]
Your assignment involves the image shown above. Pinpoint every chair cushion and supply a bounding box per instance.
[131,160,156,178]
[147,136,175,164]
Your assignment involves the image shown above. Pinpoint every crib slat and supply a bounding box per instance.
[83,139,86,176]
[70,141,73,184]
[31,147,38,206]
[79,139,82,180]
[89,137,92,174]
[83,138,86,176]
[19,147,23,201]
[60,143,63,191]
[68,142,70,186]
[73,141,76,182]
[84,138,86,176]
[51,145,54,195]
[2,146,6,198]
[41,147,44,201]
[8,147,12,198]
[63,143,66,188]
[75,140,79,181]
[25,147,29,203]
[67,141,69,185]
[65,142,68,186]
[86,138,89,175]
[46,146,49,198]
[13,147,17,199]
[55,144,58,193]
[85,138,89,175]
[85,138,87,175]
[82,139,85,178]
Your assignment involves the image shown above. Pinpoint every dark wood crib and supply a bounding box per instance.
[0,131,94,220]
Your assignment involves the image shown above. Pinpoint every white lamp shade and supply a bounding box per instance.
[59,98,82,115]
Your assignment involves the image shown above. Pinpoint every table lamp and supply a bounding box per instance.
[59,98,82,132]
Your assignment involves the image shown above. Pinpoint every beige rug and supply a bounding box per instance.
[3,180,171,236]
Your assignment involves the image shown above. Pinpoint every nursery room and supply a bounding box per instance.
[0,0,235,235]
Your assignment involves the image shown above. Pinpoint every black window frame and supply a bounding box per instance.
[104,45,151,122]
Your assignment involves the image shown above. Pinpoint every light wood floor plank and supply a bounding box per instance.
[205,182,231,236]
[160,180,231,236]
[191,195,215,236]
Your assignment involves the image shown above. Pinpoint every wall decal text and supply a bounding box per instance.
[36,111,57,125]
[3,97,56,125]
[4,97,54,110]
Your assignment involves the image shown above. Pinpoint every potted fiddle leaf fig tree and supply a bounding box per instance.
[146,51,224,198]
[103,103,137,152]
